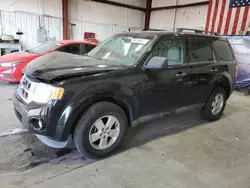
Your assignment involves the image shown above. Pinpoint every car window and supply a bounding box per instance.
[212,40,234,61]
[27,42,62,54]
[190,38,213,63]
[87,34,155,66]
[152,38,185,65]
[81,44,96,54]
[58,44,80,55]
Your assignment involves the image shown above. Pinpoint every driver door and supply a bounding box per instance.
[138,37,193,117]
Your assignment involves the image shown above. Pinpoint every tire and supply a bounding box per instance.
[74,101,127,159]
[200,87,227,121]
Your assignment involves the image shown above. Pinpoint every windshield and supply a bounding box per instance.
[27,42,62,54]
[87,34,156,66]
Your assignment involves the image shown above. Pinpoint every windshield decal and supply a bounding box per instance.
[131,38,149,44]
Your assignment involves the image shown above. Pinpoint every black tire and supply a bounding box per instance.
[74,102,127,159]
[200,87,227,121]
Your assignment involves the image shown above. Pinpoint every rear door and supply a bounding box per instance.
[188,37,217,104]
[211,39,236,80]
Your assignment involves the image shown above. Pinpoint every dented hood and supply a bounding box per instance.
[23,51,125,81]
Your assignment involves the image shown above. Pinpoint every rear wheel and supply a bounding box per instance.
[200,87,226,121]
[73,102,127,159]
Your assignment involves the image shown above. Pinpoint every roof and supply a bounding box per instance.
[117,31,174,36]
[141,31,221,38]
[117,29,222,39]
[58,40,98,46]
[140,31,175,36]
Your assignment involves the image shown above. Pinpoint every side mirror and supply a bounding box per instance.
[143,56,168,69]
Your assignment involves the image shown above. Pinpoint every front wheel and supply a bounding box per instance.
[74,102,127,159]
[200,87,227,121]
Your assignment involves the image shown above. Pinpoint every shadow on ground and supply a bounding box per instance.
[123,110,206,149]
[0,108,212,174]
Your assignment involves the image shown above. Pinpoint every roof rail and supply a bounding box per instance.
[141,29,167,31]
[176,28,218,36]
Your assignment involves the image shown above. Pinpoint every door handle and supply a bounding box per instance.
[210,68,218,72]
[176,72,187,77]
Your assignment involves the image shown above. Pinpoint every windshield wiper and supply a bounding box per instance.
[86,54,107,61]
[95,57,107,61]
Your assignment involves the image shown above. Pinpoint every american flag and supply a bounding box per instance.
[205,0,250,35]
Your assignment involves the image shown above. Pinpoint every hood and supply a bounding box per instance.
[24,51,126,82]
[0,51,39,62]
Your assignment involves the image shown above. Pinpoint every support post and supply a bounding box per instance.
[62,0,69,40]
[144,0,152,30]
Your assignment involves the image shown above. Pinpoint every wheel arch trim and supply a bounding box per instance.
[211,71,233,98]
[57,91,138,141]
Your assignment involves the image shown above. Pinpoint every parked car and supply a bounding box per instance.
[0,40,97,82]
[13,29,237,159]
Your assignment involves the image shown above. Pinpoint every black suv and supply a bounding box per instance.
[13,29,237,159]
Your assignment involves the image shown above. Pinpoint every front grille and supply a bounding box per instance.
[18,75,37,103]
[19,76,31,99]
[20,87,28,99]
[23,77,31,90]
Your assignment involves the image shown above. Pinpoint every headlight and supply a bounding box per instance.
[0,61,24,67]
[32,83,64,104]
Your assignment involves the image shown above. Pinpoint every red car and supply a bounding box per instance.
[0,40,97,82]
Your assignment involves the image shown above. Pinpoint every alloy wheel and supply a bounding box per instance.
[88,115,120,150]
[211,93,224,115]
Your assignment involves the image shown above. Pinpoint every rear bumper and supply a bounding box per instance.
[231,79,237,95]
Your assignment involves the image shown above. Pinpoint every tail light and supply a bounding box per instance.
[235,63,238,78]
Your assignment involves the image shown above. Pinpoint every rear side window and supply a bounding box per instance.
[82,44,96,54]
[189,38,213,63]
[212,40,234,61]
[58,44,80,55]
